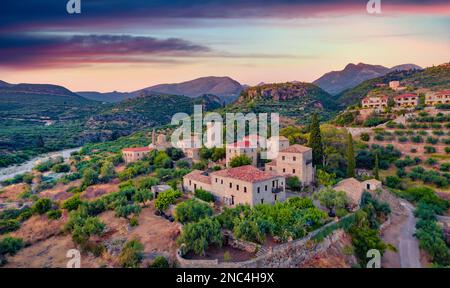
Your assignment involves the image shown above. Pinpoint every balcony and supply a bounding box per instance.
[272,187,283,194]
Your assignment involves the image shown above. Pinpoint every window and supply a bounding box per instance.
[292,169,296,173]
[229,182,232,188]
[265,185,267,191]
[221,179,223,184]
[293,156,296,161]
[189,180,191,185]
[236,185,239,191]
[282,156,285,160]
[215,178,218,183]
[261,199,264,204]
[244,187,247,193]
[282,168,286,173]
[366,184,370,190]
[194,184,197,189]
[257,187,260,193]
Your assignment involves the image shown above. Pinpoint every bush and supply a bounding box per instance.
[424,146,436,154]
[177,218,223,256]
[47,209,62,220]
[286,176,301,191]
[229,155,252,168]
[129,216,139,227]
[32,198,53,215]
[0,237,24,256]
[194,189,214,202]
[154,189,182,211]
[385,176,401,189]
[150,256,169,268]
[233,219,265,244]
[175,199,213,224]
[445,147,450,154]
[51,163,71,173]
[360,133,370,142]
[440,163,450,172]
[119,239,144,268]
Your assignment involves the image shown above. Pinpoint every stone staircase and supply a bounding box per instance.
[255,246,270,258]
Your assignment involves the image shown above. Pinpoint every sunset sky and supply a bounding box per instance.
[0,0,449,92]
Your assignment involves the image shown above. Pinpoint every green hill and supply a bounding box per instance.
[336,63,450,107]
[222,82,337,124]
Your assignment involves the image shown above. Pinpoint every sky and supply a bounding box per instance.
[0,0,449,92]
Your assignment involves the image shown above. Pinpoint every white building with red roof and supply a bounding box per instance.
[265,144,314,186]
[183,165,285,207]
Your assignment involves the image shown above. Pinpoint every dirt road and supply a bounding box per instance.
[398,201,421,268]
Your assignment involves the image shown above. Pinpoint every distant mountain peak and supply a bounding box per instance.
[314,62,422,95]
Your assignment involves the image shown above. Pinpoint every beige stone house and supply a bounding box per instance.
[225,141,258,167]
[265,144,314,186]
[361,95,388,110]
[176,135,201,162]
[183,165,286,207]
[122,147,153,164]
[333,178,382,211]
[425,90,450,106]
[394,93,418,107]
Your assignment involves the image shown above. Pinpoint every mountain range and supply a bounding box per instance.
[77,76,243,104]
[313,63,422,95]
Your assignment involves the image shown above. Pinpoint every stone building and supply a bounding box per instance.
[393,93,418,107]
[425,90,450,106]
[265,144,314,186]
[361,95,388,110]
[149,129,172,151]
[333,178,382,211]
[183,165,286,207]
[122,147,153,164]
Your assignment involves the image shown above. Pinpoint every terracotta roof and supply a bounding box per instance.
[211,165,279,183]
[280,144,311,154]
[184,170,212,184]
[122,147,152,152]
[333,178,363,205]
[394,93,417,100]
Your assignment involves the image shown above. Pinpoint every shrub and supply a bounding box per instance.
[62,195,82,211]
[360,133,370,142]
[64,210,105,246]
[426,137,439,145]
[175,199,213,224]
[424,146,436,154]
[119,239,144,268]
[0,237,24,257]
[150,256,170,268]
[439,163,450,172]
[32,198,53,215]
[385,176,401,189]
[51,163,71,173]
[47,209,62,220]
[0,219,20,234]
[154,189,182,211]
[177,218,223,256]
[129,216,139,227]
[233,219,265,244]
[176,160,190,169]
[286,176,302,191]
[229,155,252,168]
[398,136,408,143]
[445,147,450,154]
[410,135,423,143]
[115,204,141,219]
[425,158,437,166]
[194,189,214,202]
[137,177,159,190]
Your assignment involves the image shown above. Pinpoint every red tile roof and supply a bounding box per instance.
[184,170,212,184]
[122,147,152,152]
[211,165,279,183]
[280,144,311,154]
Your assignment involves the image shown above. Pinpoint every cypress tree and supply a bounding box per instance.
[308,114,324,167]
[374,153,380,180]
[347,132,355,178]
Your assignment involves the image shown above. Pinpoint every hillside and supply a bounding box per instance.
[314,63,422,95]
[223,82,337,124]
[336,63,450,107]
[76,91,133,103]
[138,76,243,104]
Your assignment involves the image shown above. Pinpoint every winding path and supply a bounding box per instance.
[398,201,421,268]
